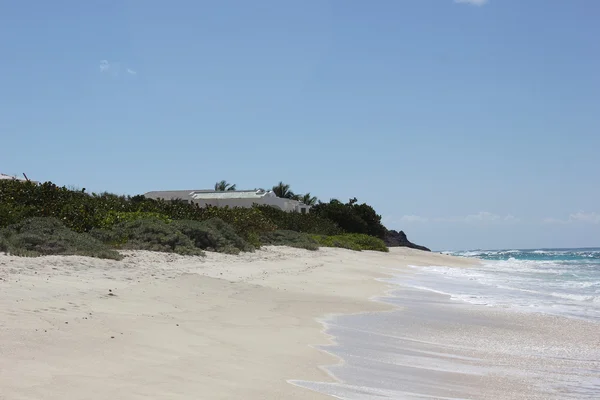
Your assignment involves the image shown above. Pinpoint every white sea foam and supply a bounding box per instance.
[400,256,600,320]
[297,249,600,400]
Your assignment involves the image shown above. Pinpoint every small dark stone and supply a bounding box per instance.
[65,322,68,324]
[111,336,115,339]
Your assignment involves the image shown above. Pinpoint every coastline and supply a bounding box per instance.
[0,246,473,399]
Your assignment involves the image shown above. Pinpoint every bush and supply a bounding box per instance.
[311,233,389,252]
[92,217,254,255]
[255,205,342,236]
[0,181,277,241]
[310,198,386,239]
[99,210,172,229]
[199,206,276,243]
[0,217,122,260]
[91,218,204,256]
[261,230,320,251]
[171,218,253,254]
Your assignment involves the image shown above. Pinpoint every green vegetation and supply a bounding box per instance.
[214,180,236,191]
[311,233,389,252]
[255,205,342,236]
[272,181,298,200]
[0,217,122,260]
[99,210,172,229]
[0,179,390,259]
[171,218,254,254]
[260,230,319,251]
[91,218,205,256]
[311,198,387,239]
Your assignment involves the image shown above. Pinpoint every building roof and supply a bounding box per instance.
[143,190,201,201]
[143,189,275,201]
[0,173,34,182]
[191,190,274,200]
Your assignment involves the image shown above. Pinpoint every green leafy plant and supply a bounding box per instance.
[260,230,320,251]
[172,218,253,254]
[255,205,342,235]
[99,211,172,229]
[92,218,204,256]
[310,198,386,239]
[311,233,388,252]
[214,180,237,191]
[0,217,122,260]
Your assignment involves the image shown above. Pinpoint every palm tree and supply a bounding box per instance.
[214,180,237,191]
[300,193,318,205]
[272,181,297,199]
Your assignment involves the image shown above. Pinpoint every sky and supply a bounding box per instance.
[1,0,599,250]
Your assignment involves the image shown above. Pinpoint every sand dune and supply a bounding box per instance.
[0,247,475,399]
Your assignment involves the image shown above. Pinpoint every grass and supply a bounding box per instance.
[0,217,123,260]
[260,230,320,251]
[310,233,389,252]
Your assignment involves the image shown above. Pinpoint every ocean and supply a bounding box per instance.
[292,248,600,399]
[412,248,600,321]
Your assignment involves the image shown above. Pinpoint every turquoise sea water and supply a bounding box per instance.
[412,248,600,321]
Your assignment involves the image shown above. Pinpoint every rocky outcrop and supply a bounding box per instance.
[384,230,430,252]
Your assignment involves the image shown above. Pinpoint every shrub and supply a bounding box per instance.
[310,198,386,239]
[0,181,277,241]
[0,217,122,260]
[311,233,389,252]
[261,230,320,251]
[91,218,204,256]
[99,210,172,229]
[199,206,276,242]
[255,205,342,236]
[171,218,253,254]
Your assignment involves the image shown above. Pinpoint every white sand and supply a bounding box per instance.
[0,247,475,399]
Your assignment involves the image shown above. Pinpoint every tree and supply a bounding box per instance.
[310,198,386,239]
[214,180,236,191]
[272,181,298,199]
[300,193,318,206]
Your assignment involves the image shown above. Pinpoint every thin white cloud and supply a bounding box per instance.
[99,60,110,72]
[544,211,600,225]
[454,0,488,6]
[401,215,429,223]
[99,60,137,77]
[569,211,600,224]
[464,211,501,223]
[397,211,518,225]
[543,217,567,225]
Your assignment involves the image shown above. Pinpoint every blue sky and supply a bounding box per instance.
[1,0,599,250]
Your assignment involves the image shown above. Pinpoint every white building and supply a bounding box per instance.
[0,173,38,184]
[143,189,311,214]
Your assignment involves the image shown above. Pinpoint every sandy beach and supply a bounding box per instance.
[0,247,474,399]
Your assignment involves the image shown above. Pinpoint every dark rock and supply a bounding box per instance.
[384,230,430,252]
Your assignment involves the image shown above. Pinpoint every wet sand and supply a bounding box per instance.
[295,286,600,399]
